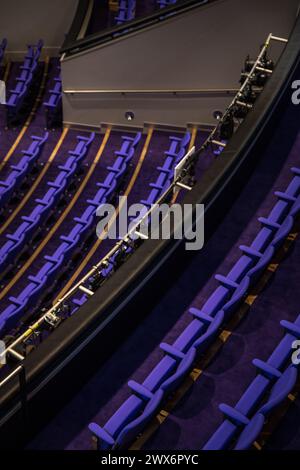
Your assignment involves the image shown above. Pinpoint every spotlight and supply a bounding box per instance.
[213,110,223,121]
[251,71,268,87]
[220,112,234,140]
[240,54,257,84]
[263,58,274,70]
[125,111,135,121]
[240,83,257,105]
[239,71,248,85]
[233,103,249,120]
[113,245,128,267]
[244,54,256,73]
[260,48,274,71]
[90,271,105,291]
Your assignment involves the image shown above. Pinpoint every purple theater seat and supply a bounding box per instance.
[0,132,49,211]
[204,314,300,450]
[115,0,136,24]
[0,133,141,335]
[89,160,300,450]
[0,133,95,277]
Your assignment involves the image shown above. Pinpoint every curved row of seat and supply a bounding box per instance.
[157,0,177,9]
[0,132,48,211]
[66,131,142,298]
[0,132,95,275]
[70,131,191,310]
[0,132,142,336]
[141,131,191,207]
[6,39,43,126]
[87,162,300,450]
[115,0,136,25]
[25,39,44,65]
[204,313,300,450]
[157,1,207,11]
[99,0,198,30]
[44,66,62,129]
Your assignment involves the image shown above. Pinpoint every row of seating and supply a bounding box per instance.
[0,132,49,210]
[0,132,95,275]
[157,0,207,10]
[0,133,142,335]
[204,313,300,450]
[87,162,300,449]
[43,66,62,129]
[141,131,191,207]
[115,0,136,25]
[157,0,177,9]
[70,131,191,311]
[6,39,43,127]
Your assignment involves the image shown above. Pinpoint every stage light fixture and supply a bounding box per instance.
[219,112,235,140]
[240,83,257,105]
[260,49,274,70]
[233,104,249,120]
[244,54,256,73]
[252,71,268,87]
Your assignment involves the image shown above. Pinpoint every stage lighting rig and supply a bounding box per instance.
[240,46,274,88]
[24,330,42,354]
[114,244,131,267]
[232,102,249,119]
[244,54,256,72]
[44,310,61,329]
[57,303,71,320]
[260,47,274,70]
[89,269,106,291]
[219,111,235,140]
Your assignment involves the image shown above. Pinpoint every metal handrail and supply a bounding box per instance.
[0,365,23,389]
[63,88,239,95]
